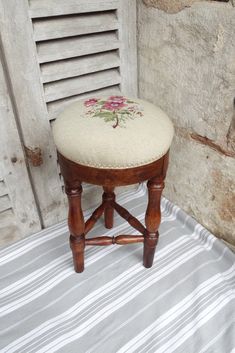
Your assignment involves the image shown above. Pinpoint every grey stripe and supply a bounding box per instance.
[0,184,234,353]
[0,198,147,282]
[198,320,235,353]
[0,205,149,309]
[4,228,189,352]
[87,246,230,353]
[139,276,235,353]
[0,187,146,269]
[3,231,206,347]
[15,236,214,352]
[116,266,235,353]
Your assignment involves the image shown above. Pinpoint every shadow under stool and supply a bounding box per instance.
[52,96,174,273]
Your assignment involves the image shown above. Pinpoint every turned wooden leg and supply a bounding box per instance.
[65,181,85,273]
[102,186,115,229]
[144,177,165,268]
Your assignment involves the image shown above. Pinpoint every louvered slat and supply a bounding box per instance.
[44,69,121,102]
[0,195,11,213]
[32,0,123,121]
[29,0,119,18]
[0,179,17,245]
[47,86,121,119]
[0,180,7,197]
[33,12,118,42]
[37,32,119,64]
[41,51,120,83]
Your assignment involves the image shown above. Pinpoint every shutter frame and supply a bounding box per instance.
[118,0,138,97]
[0,0,138,232]
[0,55,41,245]
[0,0,67,227]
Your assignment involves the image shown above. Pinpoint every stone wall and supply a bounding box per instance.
[143,0,233,14]
[138,0,235,247]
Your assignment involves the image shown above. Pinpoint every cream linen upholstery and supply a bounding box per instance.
[52,96,174,169]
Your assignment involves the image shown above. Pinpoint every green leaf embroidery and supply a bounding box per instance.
[94,112,114,118]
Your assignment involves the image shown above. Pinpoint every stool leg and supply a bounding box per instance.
[144,177,165,268]
[65,181,85,273]
[102,186,115,229]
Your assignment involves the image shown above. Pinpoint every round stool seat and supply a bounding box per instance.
[52,96,174,169]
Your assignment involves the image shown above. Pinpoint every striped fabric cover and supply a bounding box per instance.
[0,184,234,353]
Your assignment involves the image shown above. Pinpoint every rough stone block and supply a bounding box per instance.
[143,0,231,14]
[138,0,235,245]
[165,132,235,245]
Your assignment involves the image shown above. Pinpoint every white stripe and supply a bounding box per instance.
[1,185,223,353]
[3,228,204,352]
[87,246,229,353]
[1,224,180,342]
[198,319,235,353]
[0,218,143,315]
[0,218,212,323]
[0,199,147,283]
[117,265,235,353]
[4,264,142,353]
[156,292,235,353]
[0,245,117,317]
[0,215,176,312]
[121,275,234,353]
[0,185,146,265]
[138,278,235,353]
[0,254,70,297]
[0,184,144,258]
[0,226,68,266]
[21,245,196,353]
[0,246,141,336]
[0,246,100,303]
[0,221,67,258]
[6,231,185,346]
[0,221,189,318]
[0,209,147,300]
[0,179,117,259]
[40,231,215,352]
[1,220,222,352]
[34,247,212,353]
[28,234,214,353]
[0,241,68,281]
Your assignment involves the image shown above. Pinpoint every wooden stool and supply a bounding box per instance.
[53,96,174,273]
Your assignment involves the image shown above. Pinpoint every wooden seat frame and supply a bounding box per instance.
[58,151,169,273]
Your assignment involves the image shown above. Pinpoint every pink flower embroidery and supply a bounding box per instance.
[84,98,98,107]
[83,96,143,128]
[103,101,127,111]
[108,96,126,103]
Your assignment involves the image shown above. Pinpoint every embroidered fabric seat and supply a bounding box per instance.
[52,96,174,273]
[52,96,174,169]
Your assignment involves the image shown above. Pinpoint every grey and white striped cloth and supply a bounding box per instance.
[0,184,235,353]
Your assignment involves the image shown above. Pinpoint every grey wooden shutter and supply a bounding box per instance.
[0,57,41,246]
[0,0,137,234]
[29,0,137,119]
